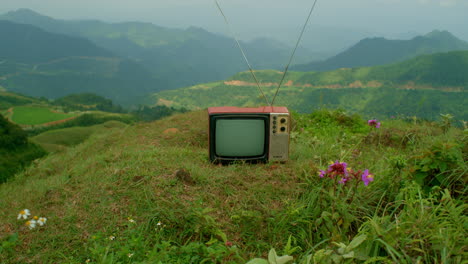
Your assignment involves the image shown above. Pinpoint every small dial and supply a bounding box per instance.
[280,118,287,124]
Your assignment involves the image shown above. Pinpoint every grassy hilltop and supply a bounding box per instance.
[0,110,466,263]
[0,91,186,183]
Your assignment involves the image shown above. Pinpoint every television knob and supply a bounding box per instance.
[280,118,287,124]
[280,127,286,132]
[273,130,277,134]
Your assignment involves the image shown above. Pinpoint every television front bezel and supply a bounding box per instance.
[209,113,270,163]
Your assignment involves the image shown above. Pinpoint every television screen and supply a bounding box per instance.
[208,106,289,163]
[215,119,266,157]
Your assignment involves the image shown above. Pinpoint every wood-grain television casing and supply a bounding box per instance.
[208,106,290,163]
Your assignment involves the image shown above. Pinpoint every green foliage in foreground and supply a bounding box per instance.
[0,110,466,263]
[0,114,46,183]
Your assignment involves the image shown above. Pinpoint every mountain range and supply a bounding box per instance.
[292,30,468,72]
[0,9,316,85]
[0,20,161,106]
[1,8,468,109]
[0,20,113,64]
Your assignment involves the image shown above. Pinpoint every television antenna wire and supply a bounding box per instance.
[214,0,319,106]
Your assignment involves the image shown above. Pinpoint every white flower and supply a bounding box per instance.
[37,217,47,226]
[108,235,116,241]
[128,218,136,224]
[17,209,31,220]
[157,221,162,226]
[25,220,37,229]
[127,253,134,258]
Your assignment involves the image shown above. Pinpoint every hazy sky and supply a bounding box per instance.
[1,0,467,41]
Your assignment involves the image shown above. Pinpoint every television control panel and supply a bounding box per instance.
[269,113,290,161]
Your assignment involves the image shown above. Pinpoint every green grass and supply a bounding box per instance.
[0,110,466,263]
[11,106,79,125]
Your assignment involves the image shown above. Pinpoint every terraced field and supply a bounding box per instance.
[10,106,79,125]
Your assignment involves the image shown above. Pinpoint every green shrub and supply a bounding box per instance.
[410,140,465,193]
[294,109,367,136]
[0,114,46,183]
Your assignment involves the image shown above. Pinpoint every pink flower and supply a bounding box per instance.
[328,161,348,177]
[368,119,381,128]
[361,169,374,186]
[319,170,326,178]
[319,161,349,182]
[338,178,348,184]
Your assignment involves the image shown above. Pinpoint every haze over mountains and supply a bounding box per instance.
[0,9,316,84]
[0,20,113,63]
[0,8,467,110]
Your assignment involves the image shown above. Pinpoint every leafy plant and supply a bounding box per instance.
[359,184,467,263]
[246,248,294,264]
[86,216,242,263]
[0,233,19,256]
[410,140,463,191]
[439,113,454,133]
[307,234,368,264]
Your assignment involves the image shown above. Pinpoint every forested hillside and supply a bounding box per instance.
[52,93,124,113]
[0,92,44,110]
[152,51,468,120]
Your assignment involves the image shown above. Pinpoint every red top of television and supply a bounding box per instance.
[208,106,289,114]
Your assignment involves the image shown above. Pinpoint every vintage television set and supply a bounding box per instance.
[208,106,290,163]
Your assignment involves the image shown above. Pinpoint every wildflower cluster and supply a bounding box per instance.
[368,119,381,128]
[17,209,47,229]
[319,161,374,186]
